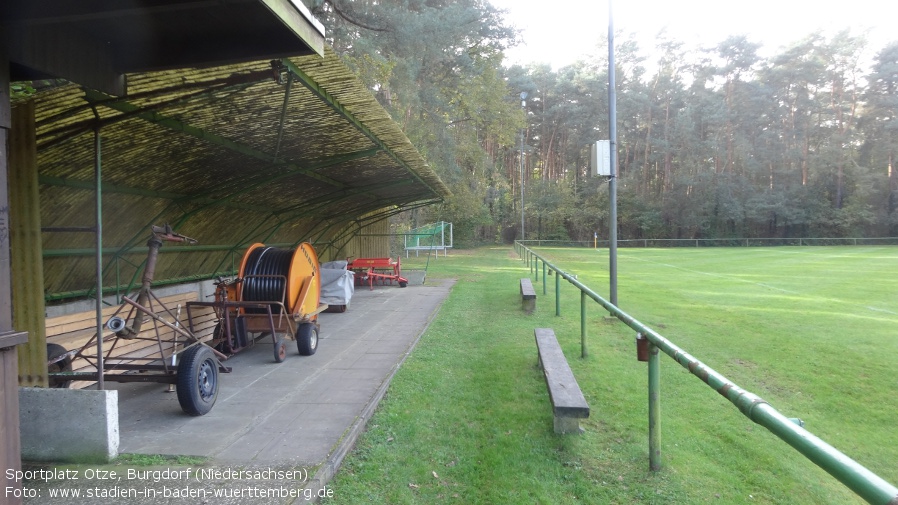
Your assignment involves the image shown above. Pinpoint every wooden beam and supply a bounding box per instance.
[9,101,47,386]
[0,39,24,505]
[260,0,326,56]
[5,24,125,96]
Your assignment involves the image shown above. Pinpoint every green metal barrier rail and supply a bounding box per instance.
[514,241,898,505]
[517,237,898,248]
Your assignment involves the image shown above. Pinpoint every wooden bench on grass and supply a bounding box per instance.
[534,328,590,434]
[520,278,536,314]
[45,292,218,389]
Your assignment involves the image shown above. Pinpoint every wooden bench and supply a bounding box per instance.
[534,328,589,434]
[520,278,536,313]
[45,292,218,389]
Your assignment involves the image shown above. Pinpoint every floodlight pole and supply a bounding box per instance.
[608,0,618,306]
[520,92,528,241]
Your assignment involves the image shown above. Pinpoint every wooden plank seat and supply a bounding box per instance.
[534,328,590,434]
[520,278,536,313]
[45,292,218,389]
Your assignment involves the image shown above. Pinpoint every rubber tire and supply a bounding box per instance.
[296,322,318,356]
[273,336,287,363]
[47,343,72,389]
[399,281,408,288]
[176,345,219,416]
[325,303,348,313]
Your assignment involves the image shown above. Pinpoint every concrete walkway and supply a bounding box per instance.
[26,276,453,504]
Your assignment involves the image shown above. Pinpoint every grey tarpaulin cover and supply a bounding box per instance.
[320,260,354,307]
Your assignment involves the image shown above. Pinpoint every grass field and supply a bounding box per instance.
[323,246,898,504]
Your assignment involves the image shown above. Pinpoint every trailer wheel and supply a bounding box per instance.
[177,345,219,416]
[399,281,408,288]
[273,336,287,363]
[47,343,72,389]
[296,322,318,356]
[325,303,348,313]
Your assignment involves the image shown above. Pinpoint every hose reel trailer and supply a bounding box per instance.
[188,242,327,365]
[240,242,323,324]
[47,227,328,417]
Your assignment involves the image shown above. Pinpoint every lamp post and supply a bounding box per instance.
[608,2,618,306]
[520,91,527,241]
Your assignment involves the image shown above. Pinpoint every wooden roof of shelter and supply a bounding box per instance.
[3,0,326,95]
[1,0,449,411]
[23,47,450,300]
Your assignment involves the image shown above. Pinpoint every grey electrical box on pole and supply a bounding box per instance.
[590,140,612,177]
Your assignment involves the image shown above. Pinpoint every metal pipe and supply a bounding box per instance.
[580,291,587,358]
[272,72,294,163]
[44,271,237,302]
[520,92,526,241]
[121,235,163,338]
[93,126,104,390]
[94,204,177,298]
[44,243,254,257]
[648,341,661,471]
[555,275,561,316]
[115,255,120,303]
[608,0,619,307]
[40,226,96,233]
[517,243,898,504]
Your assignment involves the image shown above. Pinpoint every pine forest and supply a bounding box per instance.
[309,1,898,245]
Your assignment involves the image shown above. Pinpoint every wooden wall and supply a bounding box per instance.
[320,215,392,262]
[0,343,24,503]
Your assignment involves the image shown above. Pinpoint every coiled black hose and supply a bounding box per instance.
[241,246,293,312]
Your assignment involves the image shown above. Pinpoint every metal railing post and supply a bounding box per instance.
[555,271,560,316]
[581,290,587,358]
[94,128,105,390]
[649,341,661,471]
[542,261,547,295]
[115,255,120,303]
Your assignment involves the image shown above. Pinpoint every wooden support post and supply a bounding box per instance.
[9,101,48,387]
[1,40,26,505]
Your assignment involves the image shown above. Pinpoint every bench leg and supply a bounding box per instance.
[522,298,535,314]
[554,415,583,435]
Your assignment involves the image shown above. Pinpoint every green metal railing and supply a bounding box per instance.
[518,237,898,248]
[515,241,898,505]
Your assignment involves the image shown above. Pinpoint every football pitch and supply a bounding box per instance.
[534,245,897,500]
[329,246,896,504]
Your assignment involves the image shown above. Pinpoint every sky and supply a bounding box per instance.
[488,0,898,68]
